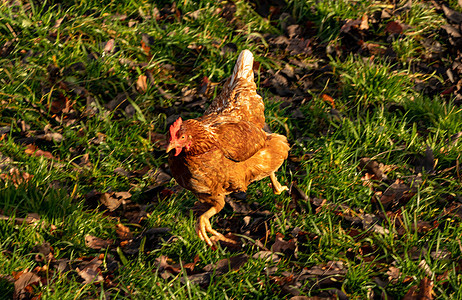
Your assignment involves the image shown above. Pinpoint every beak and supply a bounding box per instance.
[166,142,175,154]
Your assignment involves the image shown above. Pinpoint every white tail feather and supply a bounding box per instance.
[228,50,254,88]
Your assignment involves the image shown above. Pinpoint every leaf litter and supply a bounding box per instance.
[2,0,462,298]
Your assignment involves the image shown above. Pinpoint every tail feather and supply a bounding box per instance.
[228,50,254,88]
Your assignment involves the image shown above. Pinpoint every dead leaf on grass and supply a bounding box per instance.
[99,191,131,211]
[385,21,404,34]
[340,19,362,33]
[359,157,385,181]
[252,251,280,262]
[24,144,55,160]
[85,235,114,250]
[321,93,335,108]
[88,132,106,145]
[137,74,148,93]
[116,223,133,240]
[387,266,401,284]
[380,179,416,209]
[103,39,115,54]
[203,253,248,275]
[76,257,104,284]
[403,276,433,300]
[13,271,41,300]
[33,242,54,263]
[271,233,297,255]
[442,5,462,24]
[305,261,347,277]
[0,168,33,186]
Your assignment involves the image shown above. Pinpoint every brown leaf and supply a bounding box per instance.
[203,254,248,275]
[14,271,40,300]
[141,40,151,57]
[49,94,71,114]
[441,24,461,38]
[271,233,296,255]
[33,242,54,263]
[85,235,113,249]
[385,21,403,34]
[358,157,384,180]
[77,153,92,168]
[442,5,462,24]
[305,261,347,277]
[403,276,433,300]
[24,144,55,160]
[252,251,280,262]
[37,132,63,143]
[155,255,179,279]
[89,132,106,145]
[380,179,416,208]
[54,16,66,28]
[362,42,387,55]
[183,255,200,272]
[0,168,33,186]
[387,266,401,284]
[321,93,335,108]
[137,74,148,93]
[99,191,131,211]
[340,19,362,33]
[76,257,104,284]
[103,39,115,53]
[359,14,369,30]
[116,223,133,240]
[114,165,152,178]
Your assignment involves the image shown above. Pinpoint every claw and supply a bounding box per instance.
[196,214,236,246]
[270,172,288,195]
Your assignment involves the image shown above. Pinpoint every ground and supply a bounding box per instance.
[1,0,462,299]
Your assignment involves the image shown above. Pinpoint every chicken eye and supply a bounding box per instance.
[180,135,185,140]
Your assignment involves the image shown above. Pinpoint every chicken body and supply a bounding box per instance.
[167,50,289,246]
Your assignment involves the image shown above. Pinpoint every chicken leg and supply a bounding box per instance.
[270,172,288,195]
[196,204,236,246]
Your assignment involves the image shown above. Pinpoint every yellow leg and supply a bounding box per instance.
[196,206,235,246]
[270,172,288,195]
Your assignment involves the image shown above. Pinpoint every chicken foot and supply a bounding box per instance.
[270,172,288,195]
[197,206,236,246]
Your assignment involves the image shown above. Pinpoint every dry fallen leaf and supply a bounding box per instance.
[442,5,462,24]
[271,233,296,255]
[24,144,55,160]
[385,21,404,34]
[380,179,416,208]
[85,235,113,250]
[99,191,131,211]
[76,257,104,284]
[387,266,401,284]
[137,74,148,93]
[321,93,335,108]
[116,223,133,240]
[203,254,248,275]
[103,39,115,54]
[0,168,33,187]
[360,14,369,30]
[33,242,54,263]
[14,271,41,300]
[340,19,362,33]
[403,276,433,300]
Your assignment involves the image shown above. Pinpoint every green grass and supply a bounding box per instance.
[1,0,462,299]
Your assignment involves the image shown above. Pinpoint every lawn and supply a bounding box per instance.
[1,0,462,299]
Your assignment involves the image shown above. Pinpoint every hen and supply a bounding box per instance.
[166,50,289,246]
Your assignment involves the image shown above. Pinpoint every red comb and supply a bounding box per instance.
[169,117,182,141]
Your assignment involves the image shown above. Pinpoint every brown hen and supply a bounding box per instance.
[167,50,289,246]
